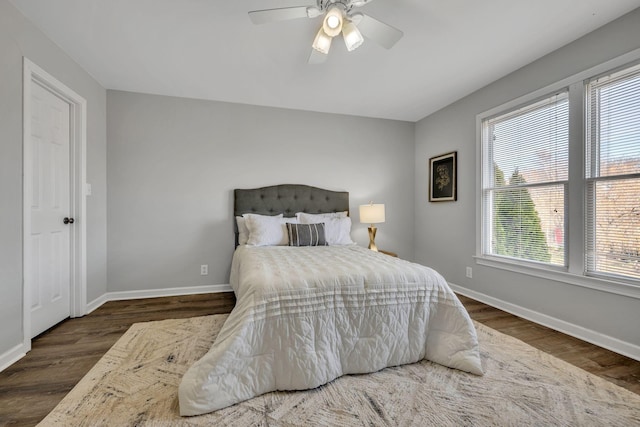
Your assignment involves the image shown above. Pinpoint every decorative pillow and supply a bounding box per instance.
[299,215,354,246]
[243,213,288,246]
[286,223,328,247]
[295,211,348,221]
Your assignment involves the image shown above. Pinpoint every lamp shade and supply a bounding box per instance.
[359,203,385,224]
[312,28,332,54]
[323,5,344,37]
[342,20,364,52]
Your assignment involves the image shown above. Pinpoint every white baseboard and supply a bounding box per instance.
[86,284,233,314]
[450,283,640,362]
[86,293,109,314]
[0,343,27,373]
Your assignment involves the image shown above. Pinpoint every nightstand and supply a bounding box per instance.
[379,250,398,257]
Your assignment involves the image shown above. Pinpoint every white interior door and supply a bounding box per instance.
[29,82,72,338]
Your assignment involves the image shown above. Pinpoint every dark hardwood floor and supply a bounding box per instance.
[457,295,640,395]
[0,292,638,426]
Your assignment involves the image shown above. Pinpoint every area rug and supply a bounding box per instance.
[38,314,640,426]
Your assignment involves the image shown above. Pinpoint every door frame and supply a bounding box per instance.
[22,58,87,351]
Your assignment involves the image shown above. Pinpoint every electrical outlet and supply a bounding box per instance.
[465,267,473,278]
[200,264,208,275]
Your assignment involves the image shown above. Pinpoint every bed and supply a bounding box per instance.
[178,184,483,416]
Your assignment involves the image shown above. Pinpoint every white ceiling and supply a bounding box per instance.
[10,0,640,122]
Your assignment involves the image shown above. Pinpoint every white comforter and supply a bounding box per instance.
[179,245,483,416]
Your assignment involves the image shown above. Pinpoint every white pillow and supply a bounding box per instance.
[295,211,348,221]
[299,214,354,246]
[244,213,296,246]
[237,214,283,245]
[236,216,250,245]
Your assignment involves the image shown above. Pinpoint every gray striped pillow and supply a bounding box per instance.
[286,223,328,247]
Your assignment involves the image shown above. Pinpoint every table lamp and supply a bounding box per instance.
[359,202,385,251]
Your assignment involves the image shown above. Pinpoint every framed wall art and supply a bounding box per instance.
[429,151,457,202]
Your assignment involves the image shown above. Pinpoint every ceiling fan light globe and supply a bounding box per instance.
[312,28,332,55]
[342,21,364,52]
[322,6,343,37]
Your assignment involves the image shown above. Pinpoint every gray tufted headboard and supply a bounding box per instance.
[233,184,349,246]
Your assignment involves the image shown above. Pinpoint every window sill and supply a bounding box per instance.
[474,255,640,300]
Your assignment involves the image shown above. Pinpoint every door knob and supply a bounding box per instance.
[63,217,75,225]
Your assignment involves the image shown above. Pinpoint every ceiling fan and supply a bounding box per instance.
[248,0,403,64]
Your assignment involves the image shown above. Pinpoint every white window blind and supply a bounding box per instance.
[482,92,569,266]
[586,63,640,281]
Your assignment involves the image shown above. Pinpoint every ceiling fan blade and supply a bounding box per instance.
[249,6,311,25]
[351,0,375,7]
[354,13,403,49]
[308,48,328,65]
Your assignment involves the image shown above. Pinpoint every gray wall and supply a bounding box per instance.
[107,91,414,292]
[0,0,107,357]
[415,9,640,349]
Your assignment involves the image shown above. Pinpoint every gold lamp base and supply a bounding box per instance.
[368,226,378,252]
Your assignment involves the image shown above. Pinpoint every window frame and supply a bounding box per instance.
[475,48,640,300]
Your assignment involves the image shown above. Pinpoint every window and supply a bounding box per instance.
[482,92,568,266]
[586,63,640,281]
[478,58,640,292]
